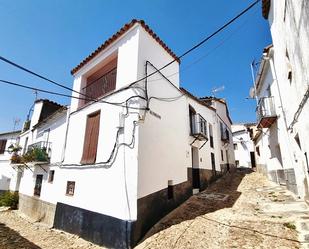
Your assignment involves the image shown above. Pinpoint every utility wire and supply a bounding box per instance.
[0,0,260,99]
[148,7,258,82]
[0,79,147,110]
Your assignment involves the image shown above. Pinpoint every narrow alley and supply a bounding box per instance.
[136,169,306,249]
[1,169,308,249]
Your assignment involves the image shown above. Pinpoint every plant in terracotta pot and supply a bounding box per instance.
[8,144,22,164]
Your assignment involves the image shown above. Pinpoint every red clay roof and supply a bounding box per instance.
[71,19,179,75]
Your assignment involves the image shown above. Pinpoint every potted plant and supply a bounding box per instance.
[8,144,22,164]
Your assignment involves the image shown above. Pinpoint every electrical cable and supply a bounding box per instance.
[0,79,148,110]
[0,0,260,102]
[147,8,258,82]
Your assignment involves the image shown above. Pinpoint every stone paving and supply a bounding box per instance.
[0,170,308,248]
[136,169,303,249]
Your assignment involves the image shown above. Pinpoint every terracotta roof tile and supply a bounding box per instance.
[71,19,179,75]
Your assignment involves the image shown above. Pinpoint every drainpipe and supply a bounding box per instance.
[250,62,259,106]
[61,107,71,163]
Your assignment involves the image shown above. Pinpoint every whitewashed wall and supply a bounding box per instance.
[232,124,254,168]
[0,132,21,191]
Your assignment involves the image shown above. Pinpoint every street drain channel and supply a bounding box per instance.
[196,192,229,201]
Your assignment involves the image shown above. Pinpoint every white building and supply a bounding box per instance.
[252,0,309,198]
[13,19,235,248]
[0,130,21,194]
[232,123,256,168]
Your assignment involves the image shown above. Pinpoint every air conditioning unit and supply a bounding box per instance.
[191,114,208,140]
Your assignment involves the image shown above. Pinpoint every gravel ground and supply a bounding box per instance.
[0,170,301,249]
[136,169,300,249]
[0,210,105,249]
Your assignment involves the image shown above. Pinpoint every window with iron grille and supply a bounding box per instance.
[209,124,214,148]
[48,170,55,183]
[34,175,43,197]
[80,57,117,107]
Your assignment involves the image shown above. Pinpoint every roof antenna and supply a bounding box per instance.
[211,85,225,97]
[33,90,38,101]
[12,117,20,133]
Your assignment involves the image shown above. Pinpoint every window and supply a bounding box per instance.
[0,139,7,154]
[220,122,229,142]
[81,111,101,164]
[34,175,43,197]
[209,124,214,148]
[294,133,301,149]
[48,170,55,183]
[286,50,292,83]
[211,152,216,174]
[284,0,287,21]
[167,180,173,200]
[235,160,239,167]
[221,150,224,161]
[189,106,196,135]
[66,181,75,196]
[233,143,238,150]
[256,146,260,156]
[23,137,28,155]
[81,57,117,106]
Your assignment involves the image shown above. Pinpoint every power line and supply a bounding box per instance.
[126,0,260,88]
[0,79,147,110]
[0,0,260,99]
[148,7,258,83]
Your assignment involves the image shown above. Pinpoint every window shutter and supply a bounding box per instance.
[81,111,101,164]
[0,140,7,154]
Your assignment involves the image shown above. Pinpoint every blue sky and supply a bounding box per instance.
[0,0,271,132]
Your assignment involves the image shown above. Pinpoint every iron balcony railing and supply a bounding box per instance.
[220,123,229,142]
[27,141,52,158]
[256,96,276,121]
[191,114,208,139]
[81,68,117,104]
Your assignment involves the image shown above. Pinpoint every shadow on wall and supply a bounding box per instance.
[0,222,42,249]
[138,169,251,244]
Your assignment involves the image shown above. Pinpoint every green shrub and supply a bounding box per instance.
[22,147,49,163]
[0,191,19,209]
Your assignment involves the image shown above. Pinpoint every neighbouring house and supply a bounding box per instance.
[232,123,256,168]
[16,99,68,225]
[252,0,309,198]
[0,130,21,194]
[12,19,235,248]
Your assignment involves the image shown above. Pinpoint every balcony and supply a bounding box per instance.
[190,114,208,140]
[256,96,277,128]
[220,123,230,143]
[81,68,117,105]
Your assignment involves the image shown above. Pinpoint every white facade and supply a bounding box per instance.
[232,124,255,168]
[0,131,21,192]
[13,20,235,247]
[253,0,309,198]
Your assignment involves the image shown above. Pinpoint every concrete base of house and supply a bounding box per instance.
[132,179,192,246]
[17,167,232,248]
[54,202,132,249]
[18,193,56,227]
[53,179,192,249]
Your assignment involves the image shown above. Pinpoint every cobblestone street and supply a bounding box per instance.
[0,210,105,249]
[0,170,307,248]
[137,169,304,249]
